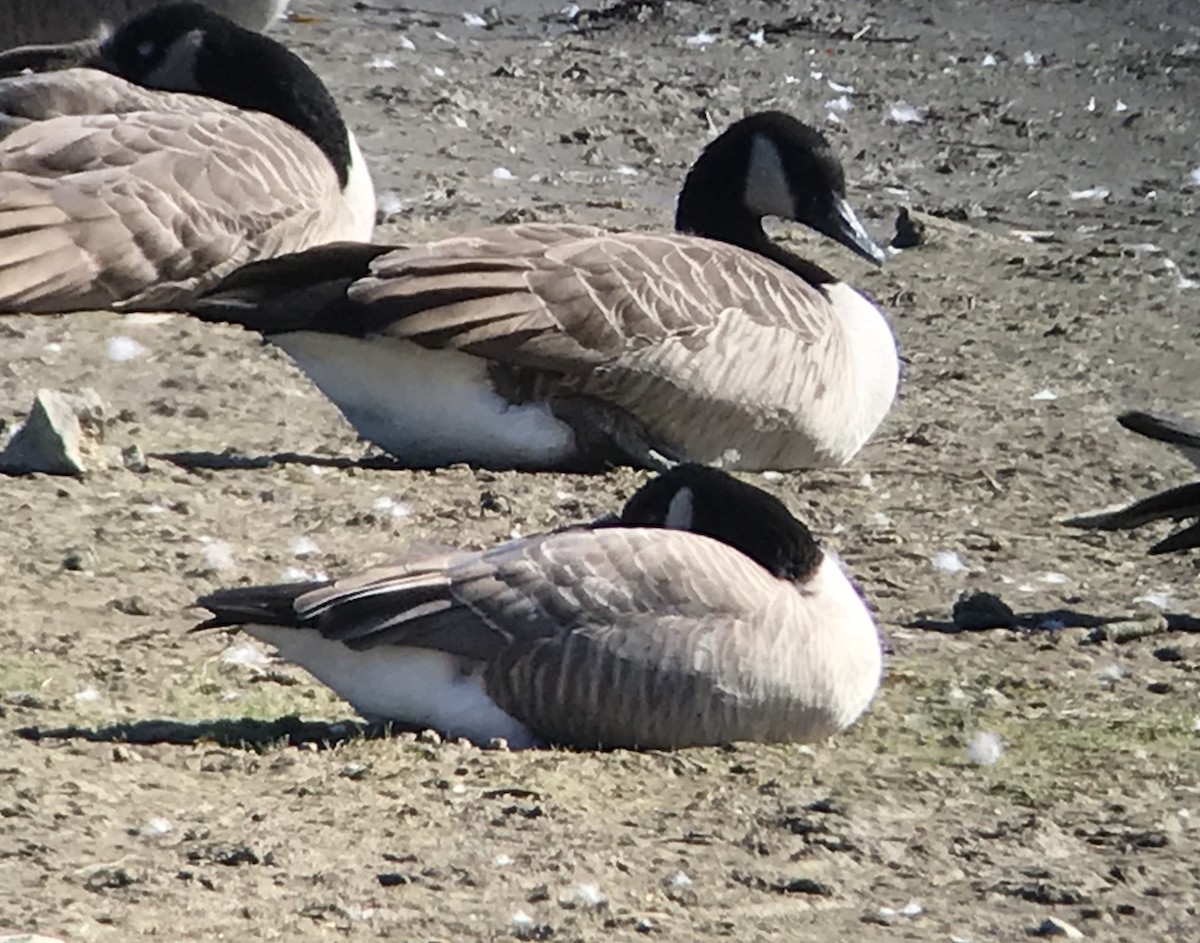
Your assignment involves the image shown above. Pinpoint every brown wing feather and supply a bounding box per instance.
[352,225,832,375]
[0,69,354,312]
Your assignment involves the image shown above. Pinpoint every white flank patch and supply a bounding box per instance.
[271,333,576,468]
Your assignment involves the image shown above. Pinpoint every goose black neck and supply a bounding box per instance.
[675,148,836,288]
[193,27,352,187]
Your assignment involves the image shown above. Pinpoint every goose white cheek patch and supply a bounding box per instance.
[743,134,794,219]
[663,486,695,530]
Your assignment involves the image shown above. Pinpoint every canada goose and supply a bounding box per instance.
[188,111,898,472]
[0,0,288,49]
[196,465,883,750]
[1067,410,1200,553]
[0,2,374,313]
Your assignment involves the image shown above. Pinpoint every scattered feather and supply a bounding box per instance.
[981,52,997,66]
[74,685,101,703]
[747,28,766,48]
[376,191,405,220]
[199,539,235,573]
[1133,592,1172,610]
[559,882,607,909]
[965,731,1004,766]
[825,95,853,113]
[221,641,273,670]
[1039,571,1069,585]
[1114,99,1128,113]
[1031,388,1058,401]
[1021,50,1040,66]
[368,55,396,70]
[107,336,146,362]
[291,536,320,559]
[931,550,966,573]
[462,11,487,27]
[396,34,416,51]
[1069,185,1110,200]
[1098,663,1127,683]
[685,30,718,47]
[1190,167,1200,186]
[887,102,925,124]
[827,78,855,93]
[491,167,515,181]
[142,816,173,838]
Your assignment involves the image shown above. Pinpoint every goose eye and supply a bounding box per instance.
[136,39,156,57]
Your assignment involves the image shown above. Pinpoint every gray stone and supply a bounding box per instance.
[0,388,106,476]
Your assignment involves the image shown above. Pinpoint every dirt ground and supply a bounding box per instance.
[2,0,1199,939]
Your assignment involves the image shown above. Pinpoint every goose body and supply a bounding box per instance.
[0,2,374,313]
[1067,410,1200,553]
[190,112,898,472]
[197,466,883,750]
[1,0,288,48]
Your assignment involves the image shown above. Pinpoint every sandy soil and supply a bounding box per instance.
[1,0,1199,939]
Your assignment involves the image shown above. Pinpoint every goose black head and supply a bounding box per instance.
[621,464,823,581]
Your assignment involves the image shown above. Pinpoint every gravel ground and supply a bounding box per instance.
[1,1,1198,940]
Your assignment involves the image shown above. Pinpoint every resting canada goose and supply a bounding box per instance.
[0,2,374,313]
[1067,410,1200,554]
[188,111,898,472]
[196,465,883,750]
[0,0,288,49]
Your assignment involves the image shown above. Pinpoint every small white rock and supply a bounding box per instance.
[491,166,515,181]
[1190,167,1200,186]
[982,52,997,66]
[462,11,487,27]
[368,55,396,70]
[1031,388,1058,401]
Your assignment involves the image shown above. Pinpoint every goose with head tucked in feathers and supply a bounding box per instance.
[188,111,898,472]
[1067,410,1200,554]
[196,465,883,750]
[0,2,374,313]
[0,0,288,49]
